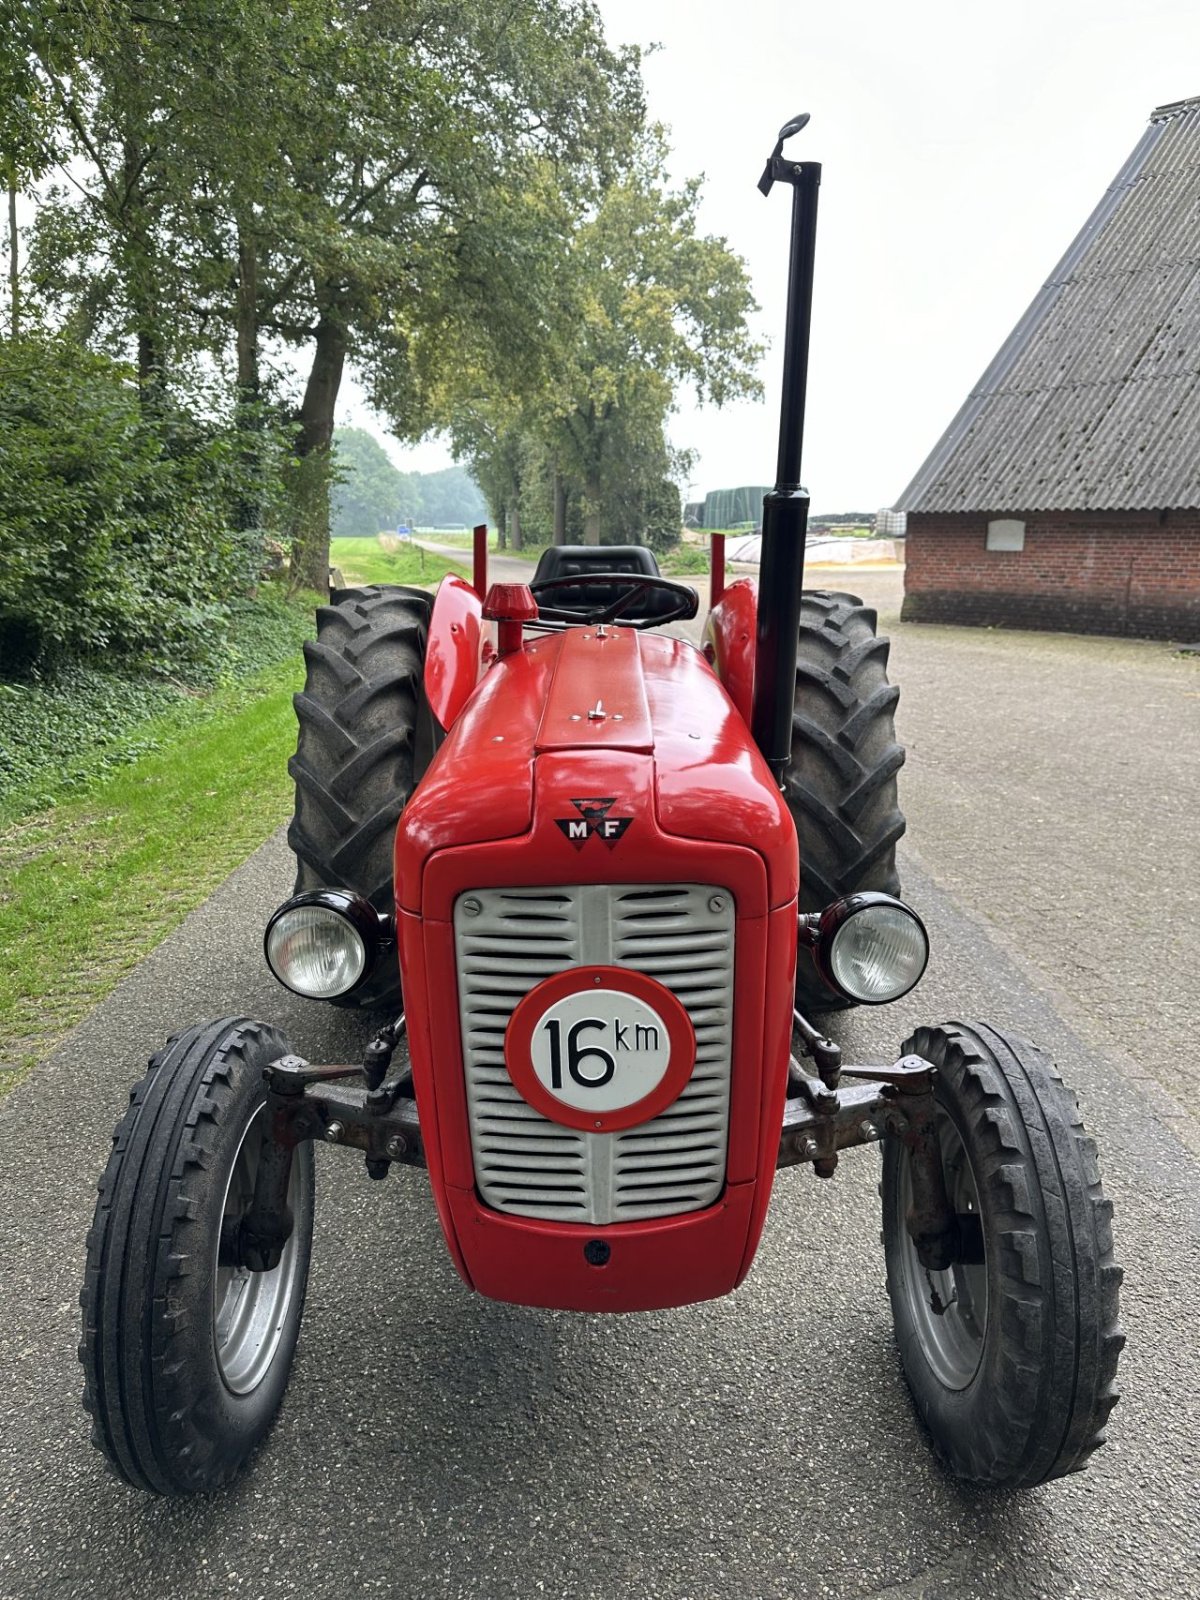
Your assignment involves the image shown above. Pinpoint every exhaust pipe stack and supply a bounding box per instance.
[750,118,821,786]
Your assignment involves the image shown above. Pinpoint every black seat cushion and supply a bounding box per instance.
[532,545,685,620]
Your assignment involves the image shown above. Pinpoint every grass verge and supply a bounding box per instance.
[0,652,309,1098]
[331,538,468,587]
[0,584,317,825]
[356,528,497,551]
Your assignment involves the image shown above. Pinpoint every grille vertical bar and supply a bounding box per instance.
[455,885,735,1224]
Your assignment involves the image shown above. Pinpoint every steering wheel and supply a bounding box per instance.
[528,570,699,628]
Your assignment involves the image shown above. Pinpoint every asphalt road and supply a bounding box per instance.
[2,575,1198,1599]
[829,567,1200,1154]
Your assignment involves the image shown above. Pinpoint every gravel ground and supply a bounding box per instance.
[1,575,1198,1599]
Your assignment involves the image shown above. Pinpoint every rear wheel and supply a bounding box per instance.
[80,1019,315,1495]
[288,584,434,1008]
[881,1022,1124,1487]
[786,590,907,1012]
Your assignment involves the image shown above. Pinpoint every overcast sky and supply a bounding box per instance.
[349,0,1200,513]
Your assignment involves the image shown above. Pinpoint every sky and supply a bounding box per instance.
[344,0,1200,512]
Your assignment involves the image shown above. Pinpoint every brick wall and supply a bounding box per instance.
[901,511,1200,640]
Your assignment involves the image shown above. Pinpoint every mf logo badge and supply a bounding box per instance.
[554,796,632,850]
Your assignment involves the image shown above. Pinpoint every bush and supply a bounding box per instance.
[0,335,266,674]
[642,478,682,553]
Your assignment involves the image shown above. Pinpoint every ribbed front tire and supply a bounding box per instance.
[79,1019,314,1495]
[881,1022,1124,1487]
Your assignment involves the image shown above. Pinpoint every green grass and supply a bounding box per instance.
[660,544,710,575]
[353,527,495,551]
[330,537,468,587]
[0,652,309,1097]
[490,542,541,562]
[0,585,318,826]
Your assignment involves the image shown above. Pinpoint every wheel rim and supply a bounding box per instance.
[894,1113,989,1390]
[213,1107,309,1395]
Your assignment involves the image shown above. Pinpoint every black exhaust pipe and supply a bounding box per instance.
[751,122,821,786]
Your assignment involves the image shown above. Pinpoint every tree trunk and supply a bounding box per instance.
[236,227,259,401]
[234,224,262,532]
[291,311,347,592]
[553,471,567,545]
[7,175,17,339]
[497,505,508,550]
[136,328,164,394]
[583,473,602,546]
[123,138,164,405]
[510,497,522,551]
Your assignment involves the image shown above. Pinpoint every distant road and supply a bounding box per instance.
[414,538,533,584]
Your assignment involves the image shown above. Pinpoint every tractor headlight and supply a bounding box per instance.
[264,891,383,999]
[805,893,929,1005]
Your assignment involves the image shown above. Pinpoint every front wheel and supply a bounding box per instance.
[80,1018,315,1494]
[881,1022,1123,1487]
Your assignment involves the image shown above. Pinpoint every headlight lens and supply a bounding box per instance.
[821,896,929,1004]
[265,902,369,999]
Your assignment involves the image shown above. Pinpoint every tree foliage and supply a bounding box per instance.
[331,429,416,540]
[330,428,485,536]
[453,131,761,549]
[0,333,269,670]
[15,0,645,583]
[2,1,762,675]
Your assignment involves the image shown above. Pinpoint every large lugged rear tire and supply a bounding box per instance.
[786,590,907,1012]
[881,1022,1123,1488]
[80,1019,315,1495]
[288,584,433,1009]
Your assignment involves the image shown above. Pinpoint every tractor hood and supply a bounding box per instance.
[395,626,798,912]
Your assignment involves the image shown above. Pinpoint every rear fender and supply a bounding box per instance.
[703,577,758,728]
[424,575,496,731]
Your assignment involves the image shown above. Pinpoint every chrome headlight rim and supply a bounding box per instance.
[263,890,388,1000]
[809,891,929,1006]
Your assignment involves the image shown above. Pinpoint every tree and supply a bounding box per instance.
[237,0,645,585]
[546,129,762,544]
[19,0,646,584]
[416,467,487,528]
[2,0,113,339]
[451,130,760,549]
[330,427,416,538]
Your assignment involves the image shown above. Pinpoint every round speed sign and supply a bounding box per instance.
[504,966,696,1133]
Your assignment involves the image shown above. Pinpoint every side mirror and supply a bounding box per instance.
[777,112,811,143]
[758,111,812,195]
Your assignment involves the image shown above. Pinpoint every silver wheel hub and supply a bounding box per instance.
[894,1114,989,1390]
[214,1106,308,1395]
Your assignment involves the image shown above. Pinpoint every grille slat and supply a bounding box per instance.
[455,883,733,1225]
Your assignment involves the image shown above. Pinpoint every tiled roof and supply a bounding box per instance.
[897,98,1200,513]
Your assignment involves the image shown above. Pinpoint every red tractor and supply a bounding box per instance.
[80,117,1122,1496]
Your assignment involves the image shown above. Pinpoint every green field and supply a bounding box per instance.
[331,537,468,586]
[342,527,496,551]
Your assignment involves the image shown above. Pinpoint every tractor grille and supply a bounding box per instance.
[454,884,735,1224]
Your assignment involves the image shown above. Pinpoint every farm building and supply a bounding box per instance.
[896,97,1200,641]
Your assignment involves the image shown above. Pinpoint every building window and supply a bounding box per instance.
[986,518,1026,552]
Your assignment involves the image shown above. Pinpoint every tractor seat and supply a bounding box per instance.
[531,545,692,621]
